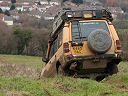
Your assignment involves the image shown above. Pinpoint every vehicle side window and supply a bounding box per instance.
[53,38,58,54]
[58,29,63,46]
[49,29,63,59]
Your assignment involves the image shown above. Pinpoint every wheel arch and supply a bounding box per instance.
[56,61,61,74]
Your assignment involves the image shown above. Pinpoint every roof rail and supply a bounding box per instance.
[50,8,113,38]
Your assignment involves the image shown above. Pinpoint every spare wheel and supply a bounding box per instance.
[88,29,112,54]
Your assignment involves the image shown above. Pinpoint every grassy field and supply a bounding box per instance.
[0,55,128,96]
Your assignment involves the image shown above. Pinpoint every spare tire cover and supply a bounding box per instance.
[88,29,112,54]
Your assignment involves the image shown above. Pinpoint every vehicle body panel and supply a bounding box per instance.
[41,9,122,79]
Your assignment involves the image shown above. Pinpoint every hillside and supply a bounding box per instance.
[0,55,128,96]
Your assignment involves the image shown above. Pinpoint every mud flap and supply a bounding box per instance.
[40,62,57,78]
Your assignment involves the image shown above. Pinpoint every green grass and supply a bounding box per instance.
[0,55,128,96]
[0,76,128,96]
[0,55,44,69]
[104,62,128,85]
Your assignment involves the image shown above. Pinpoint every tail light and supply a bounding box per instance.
[116,40,121,50]
[63,42,70,53]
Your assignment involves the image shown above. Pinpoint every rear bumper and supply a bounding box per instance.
[63,54,122,71]
[65,54,121,63]
[74,54,115,60]
[63,54,121,77]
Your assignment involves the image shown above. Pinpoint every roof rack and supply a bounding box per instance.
[50,8,113,38]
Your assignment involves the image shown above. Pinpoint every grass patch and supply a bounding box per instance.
[0,55,44,69]
[0,77,123,96]
[0,55,128,96]
[0,77,47,96]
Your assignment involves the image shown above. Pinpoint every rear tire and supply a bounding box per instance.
[96,75,106,82]
[57,65,64,76]
[107,64,118,75]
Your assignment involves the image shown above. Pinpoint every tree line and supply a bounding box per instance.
[1,14,128,57]
[0,17,51,56]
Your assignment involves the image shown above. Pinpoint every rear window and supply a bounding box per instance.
[72,21,109,42]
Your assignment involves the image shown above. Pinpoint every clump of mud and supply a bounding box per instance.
[0,64,40,79]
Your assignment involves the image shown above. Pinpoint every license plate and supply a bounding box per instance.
[73,46,82,53]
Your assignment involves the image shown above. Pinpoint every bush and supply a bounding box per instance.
[113,20,128,29]
[0,15,52,56]
[13,27,32,54]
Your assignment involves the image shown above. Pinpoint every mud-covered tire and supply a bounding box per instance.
[95,75,106,82]
[57,65,64,76]
[88,29,112,54]
[107,64,118,75]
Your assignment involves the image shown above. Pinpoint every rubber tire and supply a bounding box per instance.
[88,29,112,54]
[107,64,118,75]
[57,65,64,76]
[96,75,106,82]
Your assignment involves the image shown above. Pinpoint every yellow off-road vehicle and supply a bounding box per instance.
[41,8,122,81]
